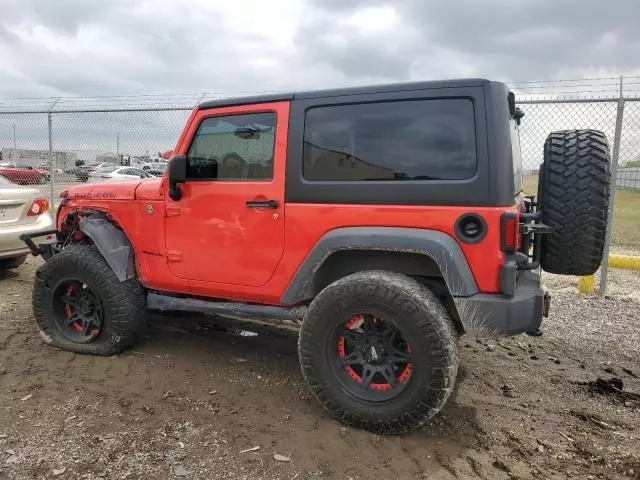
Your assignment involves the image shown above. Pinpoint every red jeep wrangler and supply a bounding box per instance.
[23,79,610,434]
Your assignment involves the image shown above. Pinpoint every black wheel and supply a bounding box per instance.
[298,271,458,435]
[38,175,47,184]
[32,244,147,355]
[538,130,611,275]
[0,255,27,269]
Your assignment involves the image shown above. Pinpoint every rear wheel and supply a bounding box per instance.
[0,255,27,269]
[538,130,611,275]
[298,271,458,435]
[32,244,147,355]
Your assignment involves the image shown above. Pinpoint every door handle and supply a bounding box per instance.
[246,199,279,209]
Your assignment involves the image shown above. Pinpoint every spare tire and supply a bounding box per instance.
[538,129,610,275]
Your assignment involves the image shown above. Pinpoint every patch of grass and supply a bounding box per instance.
[522,175,640,249]
[611,189,640,249]
[522,175,539,197]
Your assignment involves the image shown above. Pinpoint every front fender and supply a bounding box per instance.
[78,216,135,282]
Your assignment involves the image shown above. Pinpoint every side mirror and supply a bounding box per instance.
[167,155,186,201]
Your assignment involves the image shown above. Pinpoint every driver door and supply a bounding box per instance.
[164,102,289,287]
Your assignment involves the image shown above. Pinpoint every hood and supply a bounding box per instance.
[65,180,144,201]
[64,178,164,202]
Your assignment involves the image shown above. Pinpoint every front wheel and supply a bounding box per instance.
[32,244,147,355]
[298,271,458,435]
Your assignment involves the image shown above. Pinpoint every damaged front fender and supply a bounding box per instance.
[78,216,135,282]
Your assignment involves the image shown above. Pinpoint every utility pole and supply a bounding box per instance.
[116,133,120,155]
[12,124,16,160]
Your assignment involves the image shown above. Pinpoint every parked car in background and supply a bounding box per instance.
[75,162,116,182]
[130,156,168,171]
[145,162,167,177]
[146,168,166,177]
[0,163,49,185]
[87,166,152,182]
[0,175,54,269]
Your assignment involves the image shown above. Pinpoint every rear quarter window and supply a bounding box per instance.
[303,98,477,182]
[510,120,523,193]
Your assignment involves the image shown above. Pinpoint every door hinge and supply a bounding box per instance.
[166,204,181,217]
[166,250,183,262]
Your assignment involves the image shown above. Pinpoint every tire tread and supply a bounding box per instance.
[539,129,610,275]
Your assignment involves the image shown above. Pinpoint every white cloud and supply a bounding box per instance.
[0,0,639,99]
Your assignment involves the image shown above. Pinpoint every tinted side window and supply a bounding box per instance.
[303,99,476,181]
[187,112,276,180]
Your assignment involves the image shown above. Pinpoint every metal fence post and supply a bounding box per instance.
[47,98,60,214]
[599,77,625,297]
[47,112,54,210]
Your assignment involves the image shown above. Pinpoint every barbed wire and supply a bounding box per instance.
[1,77,639,112]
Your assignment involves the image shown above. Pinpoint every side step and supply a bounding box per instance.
[147,292,306,322]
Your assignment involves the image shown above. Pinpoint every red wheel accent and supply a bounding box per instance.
[345,315,364,329]
[338,333,362,383]
[337,314,412,391]
[64,285,84,332]
[64,285,73,318]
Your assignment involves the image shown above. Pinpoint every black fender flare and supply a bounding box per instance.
[78,216,135,282]
[280,226,478,304]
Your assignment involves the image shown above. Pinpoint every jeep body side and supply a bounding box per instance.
[25,78,611,434]
[54,79,538,332]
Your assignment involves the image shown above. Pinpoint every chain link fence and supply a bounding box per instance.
[1,79,639,293]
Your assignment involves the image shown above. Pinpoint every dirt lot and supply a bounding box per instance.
[1,258,639,480]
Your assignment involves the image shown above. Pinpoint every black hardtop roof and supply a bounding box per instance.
[198,78,497,110]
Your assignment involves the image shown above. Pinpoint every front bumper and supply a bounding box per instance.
[0,213,54,259]
[454,270,547,336]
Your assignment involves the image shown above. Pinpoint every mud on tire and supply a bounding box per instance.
[298,271,458,435]
[32,244,147,355]
[538,129,611,276]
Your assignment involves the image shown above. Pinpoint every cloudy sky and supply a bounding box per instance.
[1,0,639,99]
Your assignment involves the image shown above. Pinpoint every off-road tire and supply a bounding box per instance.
[0,254,27,269]
[538,130,610,275]
[32,244,147,355]
[298,271,458,435]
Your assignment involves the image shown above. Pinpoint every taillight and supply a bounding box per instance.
[500,211,520,252]
[27,197,49,216]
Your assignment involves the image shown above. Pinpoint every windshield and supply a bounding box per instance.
[99,164,119,173]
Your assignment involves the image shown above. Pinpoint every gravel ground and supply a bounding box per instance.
[0,257,639,479]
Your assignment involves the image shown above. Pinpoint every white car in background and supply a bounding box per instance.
[130,157,168,171]
[88,165,152,182]
[0,176,54,269]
